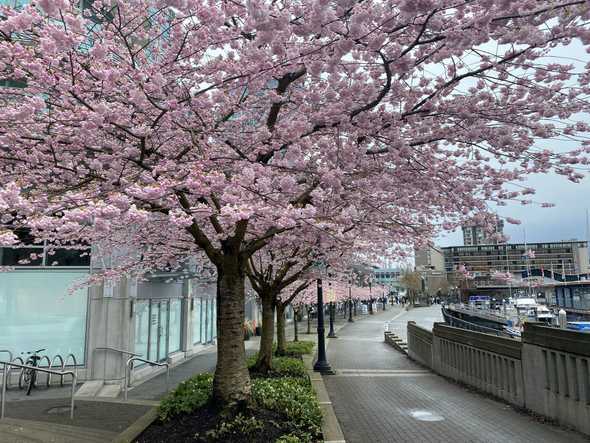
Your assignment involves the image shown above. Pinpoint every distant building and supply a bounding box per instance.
[443,240,589,277]
[415,246,445,272]
[414,246,448,297]
[462,218,505,246]
[373,267,403,293]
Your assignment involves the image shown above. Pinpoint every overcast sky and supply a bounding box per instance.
[436,174,590,247]
[435,39,590,248]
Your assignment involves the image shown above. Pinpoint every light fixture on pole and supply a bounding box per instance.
[313,261,334,374]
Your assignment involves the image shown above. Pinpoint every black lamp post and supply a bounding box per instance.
[327,301,337,338]
[313,278,334,374]
[348,285,354,323]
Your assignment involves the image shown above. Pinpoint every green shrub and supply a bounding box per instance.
[158,373,213,421]
[275,435,302,443]
[248,354,307,378]
[252,377,322,440]
[284,341,314,356]
[203,413,264,441]
[272,357,306,378]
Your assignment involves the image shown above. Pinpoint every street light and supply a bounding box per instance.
[313,275,334,374]
[327,281,338,338]
[348,280,354,323]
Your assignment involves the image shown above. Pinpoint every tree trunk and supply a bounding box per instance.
[275,304,286,356]
[306,306,311,334]
[293,307,299,342]
[253,292,275,374]
[213,260,251,405]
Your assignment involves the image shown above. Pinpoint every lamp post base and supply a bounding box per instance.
[313,359,335,374]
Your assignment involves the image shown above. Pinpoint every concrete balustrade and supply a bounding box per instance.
[407,321,432,368]
[406,321,590,436]
[521,324,590,435]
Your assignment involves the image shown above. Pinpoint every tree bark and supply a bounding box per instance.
[253,292,275,374]
[275,303,286,356]
[212,259,251,405]
[306,306,311,334]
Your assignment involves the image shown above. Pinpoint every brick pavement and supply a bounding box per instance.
[324,307,588,443]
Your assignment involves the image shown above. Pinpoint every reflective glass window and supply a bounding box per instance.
[192,297,201,344]
[168,299,182,353]
[0,270,88,363]
[134,301,150,358]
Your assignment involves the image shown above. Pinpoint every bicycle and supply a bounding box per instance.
[19,348,46,395]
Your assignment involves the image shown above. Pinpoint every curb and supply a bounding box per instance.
[111,406,159,443]
[303,323,347,443]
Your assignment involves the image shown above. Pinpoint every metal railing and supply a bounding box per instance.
[94,347,141,357]
[0,351,12,364]
[125,357,169,401]
[1,360,77,420]
[442,307,513,338]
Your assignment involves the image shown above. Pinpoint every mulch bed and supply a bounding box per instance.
[135,404,290,443]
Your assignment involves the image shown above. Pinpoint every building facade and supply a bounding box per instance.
[443,241,589,277]
[373,267,403,293]
[462,219,505,246]
[0,244,263,389]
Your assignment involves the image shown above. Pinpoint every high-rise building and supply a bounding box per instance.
[462,218,505,246]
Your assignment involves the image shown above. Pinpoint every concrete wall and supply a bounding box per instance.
[406,322,590,436]
[407,321,433,368]
[431,323,524,407]
[521,324,590,435]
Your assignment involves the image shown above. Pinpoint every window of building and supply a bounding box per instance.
[192,297,202,344]
[0,269,89,364]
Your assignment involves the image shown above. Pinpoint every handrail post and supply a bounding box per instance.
[1,362,7,420]
[70,372,77,420]
[124,360,130,401]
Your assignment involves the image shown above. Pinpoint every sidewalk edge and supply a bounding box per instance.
[111,406,158,443]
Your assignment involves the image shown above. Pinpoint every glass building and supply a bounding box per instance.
[0,243,222,387]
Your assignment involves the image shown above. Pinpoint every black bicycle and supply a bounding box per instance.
[19,348,46,395]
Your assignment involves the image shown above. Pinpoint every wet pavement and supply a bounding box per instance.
[324,307,588,443]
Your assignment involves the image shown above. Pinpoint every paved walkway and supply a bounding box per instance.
[0,310,353,442]
[324,307,588,443]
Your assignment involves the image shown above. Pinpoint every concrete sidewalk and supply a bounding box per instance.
[324,308,588,443]
[0,308,360,442]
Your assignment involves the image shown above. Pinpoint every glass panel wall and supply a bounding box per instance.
[207,299,214,341]
[192,298,201,344]
[212,299,217,339]
[201,299,208,343]
[134,301,150,358]
[168,299,182,353]
[0,270,89,363]
[157,301,169,362]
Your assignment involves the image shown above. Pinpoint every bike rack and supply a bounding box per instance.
[5,357,23,389]
[125,357,169,401]
[0,360,76,420]
[49,355,65,387]
[38,356,52,387]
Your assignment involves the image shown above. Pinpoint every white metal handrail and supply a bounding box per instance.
[94,347,141,357]
[124,357,169,401]
[0,351,12,365]
[4,357,23,389]
[0,360,76,420]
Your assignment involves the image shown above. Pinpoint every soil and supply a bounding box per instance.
[135,404,292,443]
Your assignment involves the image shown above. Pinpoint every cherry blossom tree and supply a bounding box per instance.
[1,0,590,405]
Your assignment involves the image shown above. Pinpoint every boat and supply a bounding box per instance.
[442,295,556,337]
